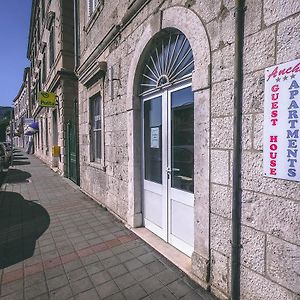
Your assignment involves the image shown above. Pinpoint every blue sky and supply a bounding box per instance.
[0,0,32,107]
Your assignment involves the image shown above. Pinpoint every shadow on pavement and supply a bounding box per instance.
[13,157,29,160]
[12,161,31,166]
[13,152,24,156]
[0,191,50,268]
[4,169,32,184]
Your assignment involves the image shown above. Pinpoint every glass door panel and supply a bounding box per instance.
[142,85,194,255]
[144,96,162,184]
[143,95,166,240]
[171,86,194,193]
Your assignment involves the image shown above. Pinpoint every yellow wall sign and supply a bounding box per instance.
[52,145,60,157]
[39,92,57,107]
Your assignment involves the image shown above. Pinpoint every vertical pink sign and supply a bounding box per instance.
[264,59,300,181]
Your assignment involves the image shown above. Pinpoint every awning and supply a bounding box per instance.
[24,122,39,135]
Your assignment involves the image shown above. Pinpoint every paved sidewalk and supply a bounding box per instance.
[0,150,216,300]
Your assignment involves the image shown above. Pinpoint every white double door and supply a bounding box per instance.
[142,83,194,256]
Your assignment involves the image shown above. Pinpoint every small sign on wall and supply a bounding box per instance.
[264,58,300,181]
[39,92,57,107]
[150,127,160,148]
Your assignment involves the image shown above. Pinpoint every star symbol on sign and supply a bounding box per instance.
[276,77,281,82]
[291,73,296,79]
[283,75,288,81]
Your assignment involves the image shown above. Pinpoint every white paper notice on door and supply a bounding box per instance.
[151,127,160,148]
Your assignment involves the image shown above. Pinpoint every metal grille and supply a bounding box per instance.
[140,31,194,94]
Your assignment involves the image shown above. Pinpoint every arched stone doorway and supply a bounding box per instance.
[139,29,195,256]
[126,6,211,283]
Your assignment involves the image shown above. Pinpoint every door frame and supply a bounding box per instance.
[126,7,211,280]
[141,80,194,256]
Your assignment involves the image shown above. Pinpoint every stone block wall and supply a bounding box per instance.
[205,0,300,298]
[240,1,300,299]
[30,0,77,176]
[77,0,300,299]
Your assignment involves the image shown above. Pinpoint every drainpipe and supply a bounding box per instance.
[74,0,80,70]
[231,0,246,299]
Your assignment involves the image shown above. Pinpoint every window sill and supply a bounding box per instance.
[84,3,104,34]
[87,161,106,172]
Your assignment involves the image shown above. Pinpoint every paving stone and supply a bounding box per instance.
[90,270,112,286]
[85,261,105,275]
[114,273,137,290]
[108,264,128,278]
[166,279,192,298]
[72,236,87,244]
[74,288,99,300]
[137,253,156,265]
[70,276,94,295]
[0,291,24,300]
[1,279,24,296]
[102,234,118,242]
[63,260,83,272]
[130,266,153,282]
[44,265,65,280]
[24,254,43,266]
[140,276,164,294]
[67,267,88,282]
[74,241,90,250]
[49,285,73,300]
[80,254,99,266]
[116,251,135,263]
[156,269,181,285]
[110,244,127,254]
[130,246,149,257]
[150,287,177,300]
[122,283,147,300]
[24,272,45,288]
[146,260,166,275]
[40,243,57,253]
[31,293,50,300]
[124,258,143,271]
[102,256,122,268]
[96,280,120,298]
[24,281,48,299]
[88,237,103,245]
[181,291,206,300]
[95,249,114,260]
[41,250,59,260]
[104,292,126,300]
[47,274,69,291]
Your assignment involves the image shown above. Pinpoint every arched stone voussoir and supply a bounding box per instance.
[126,12,162,112]
[162,6,211,91]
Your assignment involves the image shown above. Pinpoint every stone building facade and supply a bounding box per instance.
[27,0,78,177]
[13,68,31,148]
[75,0,300,299]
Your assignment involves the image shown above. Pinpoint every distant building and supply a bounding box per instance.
[27,0,78,177]
[13,68,31,148]
[0,106,13,142]
[74,1,300,300]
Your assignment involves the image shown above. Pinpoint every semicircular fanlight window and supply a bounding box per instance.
[140,30,194,94]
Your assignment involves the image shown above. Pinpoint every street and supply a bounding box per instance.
[0,150,215,300]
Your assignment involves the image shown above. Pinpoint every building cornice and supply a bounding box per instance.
[27,0,37,59]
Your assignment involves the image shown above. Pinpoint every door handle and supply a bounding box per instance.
[166,167,171,179]
[166,167,180,173]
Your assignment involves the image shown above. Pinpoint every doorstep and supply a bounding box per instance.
[131,227,208,290]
